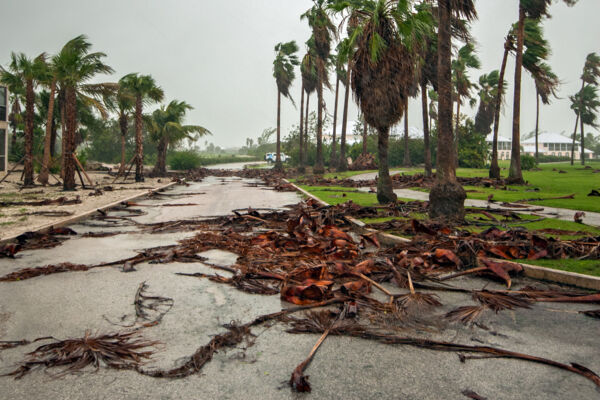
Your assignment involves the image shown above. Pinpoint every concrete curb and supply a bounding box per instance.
[0,181,180,244]
[285,179,600,291]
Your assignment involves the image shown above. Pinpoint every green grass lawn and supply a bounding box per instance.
[398,161,600,213]
[523,259,600,277]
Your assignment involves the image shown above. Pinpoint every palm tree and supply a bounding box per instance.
[429,0,476,220]
[49,35,115,190]
[570,53,600,165]
[105,79,135,174]
[533,63,559,160]
[119,73,164,182]
[332,0,429,204]
[273,41,299,172]
[302,0,336,175]
[300,39,318,171]
[570,87,599,165]
[474,70,502,138]
[0,52,45,186]
[330,51,346,168]
[146,100,210,175]
[452,43,480,166]
[508,0,579,183]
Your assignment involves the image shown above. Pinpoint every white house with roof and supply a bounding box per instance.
[521,132,594,160]
[485,133,513,160]
[0,84,8,172]
[485,132,594,160]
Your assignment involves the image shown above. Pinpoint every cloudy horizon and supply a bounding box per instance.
[2,0,599,149]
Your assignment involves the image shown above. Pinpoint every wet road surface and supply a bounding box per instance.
[0,176,599,400]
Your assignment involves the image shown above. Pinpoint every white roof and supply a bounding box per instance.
[324,119,361,138]
[485,132,511,143]
[522,132,573,144]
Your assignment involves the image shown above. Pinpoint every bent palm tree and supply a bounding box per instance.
[119,73,164,182]
[571,53,600,165]
[273,41,299,172]
[105,79,135,174]
[146,100,211,175]
[533,63,559,160]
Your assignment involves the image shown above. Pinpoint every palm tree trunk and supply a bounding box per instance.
[304,93,310,164]
[535,92,540,161]
[23,79,35,186]
[118,111,128,174]
[63,86,77,191]
[298,83,305,172]
[60,97,66,180]
[580,111,585,165]
[338,67,350,172]
[362,116,368,156]
[275,90,283,171]
[429,0,466,221]
[454,97,460,168]
[490,41,509,179]
[134,96,144,182]
[38,79,57,185]
[570,113,579,165]
[330,76,339,168]
[421,82,432,177]
[153,136,167,175]
[403,97,411,167]
[376,126,396,204]
[314,82,325,174]
[508,6,525,184]
[50,118,57,158]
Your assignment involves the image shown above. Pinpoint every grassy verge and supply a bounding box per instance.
[522,259,600,277]
[396,161,600,213]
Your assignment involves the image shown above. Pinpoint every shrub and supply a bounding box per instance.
[521,154,538,170]
[168,150,202,170]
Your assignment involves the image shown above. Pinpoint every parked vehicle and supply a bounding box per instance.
[265,152,290,163]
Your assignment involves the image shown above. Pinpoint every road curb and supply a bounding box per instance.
[0,180,180,244]
[285,179,600,291]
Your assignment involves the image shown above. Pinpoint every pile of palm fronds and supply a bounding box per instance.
[4,331,159,379]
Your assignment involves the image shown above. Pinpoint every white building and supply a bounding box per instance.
[522,132,594,160]
[324,121,425,144]
[485,132,595,160]
[485,133,512,160]
[0,85,7,172]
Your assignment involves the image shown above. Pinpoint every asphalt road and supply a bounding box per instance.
[0,175,599,400]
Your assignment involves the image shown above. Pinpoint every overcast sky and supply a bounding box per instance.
[2,0,599,148]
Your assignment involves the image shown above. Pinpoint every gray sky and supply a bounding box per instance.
[2,0,599,148]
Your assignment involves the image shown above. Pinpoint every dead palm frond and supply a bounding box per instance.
[445,305,487,325]
[395,271,442,310]
[472,290,532,313]
[5,331,159,379]
[580,309,600,319]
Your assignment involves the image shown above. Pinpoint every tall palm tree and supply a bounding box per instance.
[332,0,430,204]
[0,52,45,186]
[273,41,299,172]
[119,73,164,182]
[146,100,210,175]
[50,35,115,190]
[570,53,600,165]
[429,0,476,220]
[302,0,336,175]
[508,0,578,183]
[300,39,319,171]
[533,62,559,160]
[570,88,599,165]
[330,51,346,168]
[452,43,480,166]
[104,79,135,174]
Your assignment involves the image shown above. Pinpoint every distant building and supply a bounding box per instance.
[323,121,425,144]
[485,133,512,160]
[485,132,595,160]
[0,85,8,172]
